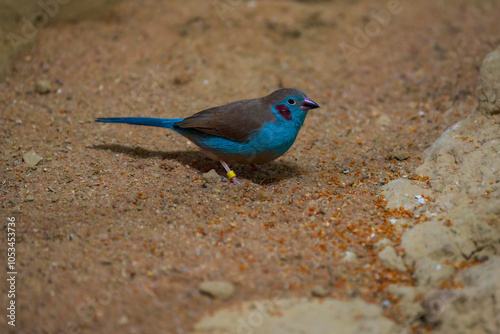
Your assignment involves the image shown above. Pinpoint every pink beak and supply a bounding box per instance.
[300,97,320,111]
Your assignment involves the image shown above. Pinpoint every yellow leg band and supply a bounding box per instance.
[227,170,236,179]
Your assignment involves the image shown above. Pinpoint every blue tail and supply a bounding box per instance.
[95,117,184,129]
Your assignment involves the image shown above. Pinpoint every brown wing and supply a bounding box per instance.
[174,98,276,141]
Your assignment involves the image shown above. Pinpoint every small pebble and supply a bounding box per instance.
[311,285,330,297]
[394,150,410,161]
[342,251,357,263]
[378,246,407,272]
[199,281,234,301]
[173,74,192,85]
[376,114,392,127]
[23,151,43,167]
[35,80,51,94]
[202,169,221,184]
[374,238,392,251]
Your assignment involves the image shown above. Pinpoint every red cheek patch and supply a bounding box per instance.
[276,104,292,120]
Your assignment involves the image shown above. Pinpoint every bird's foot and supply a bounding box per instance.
[222,176,241,185]
[220,160,241,185]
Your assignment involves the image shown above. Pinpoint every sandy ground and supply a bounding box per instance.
[1,0,499,333]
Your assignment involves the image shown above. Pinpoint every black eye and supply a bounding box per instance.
[287,99,296,105]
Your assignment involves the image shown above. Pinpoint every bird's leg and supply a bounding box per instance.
[220,161,241,185]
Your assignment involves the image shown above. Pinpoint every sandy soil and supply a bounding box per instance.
[1,0,499,333]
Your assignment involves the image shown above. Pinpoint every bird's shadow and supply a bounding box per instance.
[91,144,301,185]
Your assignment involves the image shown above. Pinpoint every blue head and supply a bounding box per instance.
[264,88,320,129]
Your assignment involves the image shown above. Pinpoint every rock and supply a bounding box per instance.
[202,169,221,184]
[423,257,500,333]
[173,73,192,86]
[342,251,357,263]
[376,114,392,128]
[199,281,234,301]
[477,45,500,115]
[35,79,51,94]
[381,179,433,210]
[414,258,455,288]
[23,151,43,167]
[404,79,500,265]
[19,189,27,198]
[393,150,410,161]
[415,115,500,196]
[374,238,392,251]
[311,285,330,297]
[379,47,500,332]
[456,256,500,287]
[389,285,419,302]
[380,45,500,290]
[193,298,402,334]
[421,289,459,327]
[389,285,425,323]
[378,246,406,272]
[447,208,498,259]
[472,245,496,262]
[401,221,462,267]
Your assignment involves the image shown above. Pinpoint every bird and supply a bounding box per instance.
[96,88,319,184]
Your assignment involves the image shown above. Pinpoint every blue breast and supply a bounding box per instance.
[173,120,303,164]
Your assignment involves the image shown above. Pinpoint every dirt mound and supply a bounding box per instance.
[193,298,401,334]
[382,46,500,332]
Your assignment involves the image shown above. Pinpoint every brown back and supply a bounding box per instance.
[175,89,307,141]
[175,97,276,141]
